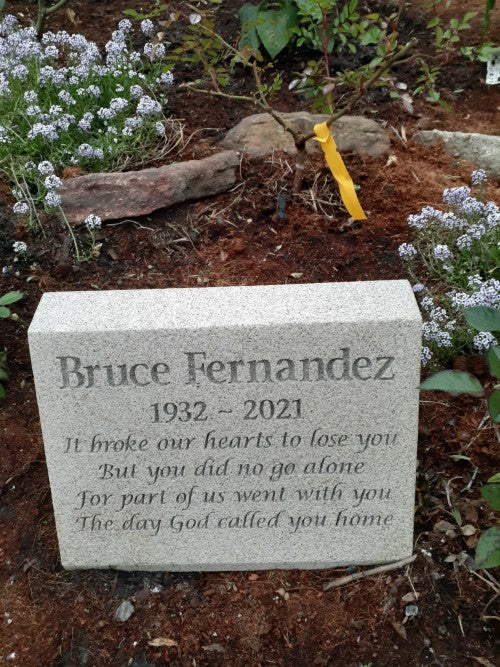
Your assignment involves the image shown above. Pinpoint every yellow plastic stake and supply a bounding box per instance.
[313,121,367,221]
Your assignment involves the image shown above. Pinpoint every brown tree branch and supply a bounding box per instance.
[296,38,418,147]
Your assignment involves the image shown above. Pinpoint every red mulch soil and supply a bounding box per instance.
[0,1,499,665]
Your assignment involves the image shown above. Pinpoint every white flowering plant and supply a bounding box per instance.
[398,170,499,367]
[0,14,178,259]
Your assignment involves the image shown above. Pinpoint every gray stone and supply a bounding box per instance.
[219,113,390,158]
[60,150,240,224]
[28,281,421,571]
[114,599,134,622]
[414,130,500,178]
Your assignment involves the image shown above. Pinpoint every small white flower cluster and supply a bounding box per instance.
[397,243,416,260]
[84,214,102,231]
[12,240,28,253]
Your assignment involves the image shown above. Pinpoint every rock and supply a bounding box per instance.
[414,130,500,178]
[219,112,390,158]
[114,599,134,622]
[61,150,240,223]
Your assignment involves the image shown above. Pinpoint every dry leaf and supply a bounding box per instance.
[202,643,226,653]
[148,638,178,647]
[445,554,457,563]
[385,154,398,167]
[289,272,303,279]
[401,592,420,603]
[248,573,259,581]
[391,621,407,640]
[66,8,77,24]
[474,658,496,667]
[461,524,477,536]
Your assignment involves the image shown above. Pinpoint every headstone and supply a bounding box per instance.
[29,281,421,571]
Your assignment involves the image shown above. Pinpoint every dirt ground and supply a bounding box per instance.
[0,1,499,665]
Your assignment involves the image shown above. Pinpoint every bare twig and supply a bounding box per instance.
[36,0,70,38]
[323,554,417,590]
[296,38,418,147]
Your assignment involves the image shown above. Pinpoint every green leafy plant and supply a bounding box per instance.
[420,306,500,424]
[166,3,415,192]
[483,0,496,32]
[0,290,23,320]
[239,0,389,111]
[0,291,23,399]
[123,1,170,22]
[418,1,497,104]
[475,473,500,569]
[240,0,298,60]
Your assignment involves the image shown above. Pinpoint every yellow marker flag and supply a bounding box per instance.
[313,121,367,221]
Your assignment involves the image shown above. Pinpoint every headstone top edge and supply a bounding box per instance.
[28,280,421,334]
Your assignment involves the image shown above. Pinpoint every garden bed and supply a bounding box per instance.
[0,1,499,665]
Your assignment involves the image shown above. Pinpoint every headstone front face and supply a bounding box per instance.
[29,281,421,571]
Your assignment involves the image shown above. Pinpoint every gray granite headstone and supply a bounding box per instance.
[28,281,421,571]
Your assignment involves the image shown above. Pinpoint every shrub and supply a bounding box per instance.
[398,170,499,367]
[0,14,179,258]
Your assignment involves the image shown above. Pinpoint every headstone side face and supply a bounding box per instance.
[29,281,422,571]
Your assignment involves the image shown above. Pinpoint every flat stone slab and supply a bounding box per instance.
[414,130,500,178]
[60,150,240,223]
[29,281,421,571]
[219,113,390,159]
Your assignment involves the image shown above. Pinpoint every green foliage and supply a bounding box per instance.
[123,1,169,21]
[0,349,8,399]
[420,306,500,423]
[415,1,495,103]
[0,291,23,400]
[480,473,500,510]
[463,306,500,332]
[255,1,298,60]
[475,527,500,569]
[0,291,23,319]
[475,473,500,569]
[0,0,5,13]
[483,0,496,32]
[420,370,484,397]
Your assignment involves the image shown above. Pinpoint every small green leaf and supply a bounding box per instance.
[420,370,484,397]
[488,389,500,423]
[481,479,500,510]
[463,306,500,332]
[427,16,439,28]
[256,3,297,59]
[463,11,477,23]
[0,368,8,381]
[0,384,4,399]
[0,0,5,12]
[475,526,500,569]
[451,506,462,526]
[0,291,23,306]
[122,9,145,20]
[0,306,11,318]
[239,3,261,53]
[488,346,500,379]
